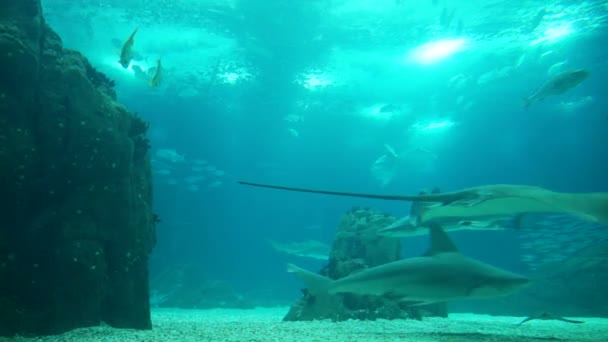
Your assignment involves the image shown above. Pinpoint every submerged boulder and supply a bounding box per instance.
[283,208,447,322]
[0,0,155,336]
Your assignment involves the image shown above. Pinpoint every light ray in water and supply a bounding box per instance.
[408,38,466,65]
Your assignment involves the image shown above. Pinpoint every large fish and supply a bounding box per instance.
[149,58,163,88]
[238,182,608,225]
[377,188,523,238]
[523,69,590,109]
[266,239,330,260]
[377,214,522,238]
[119,27,138,68]
[288,224,530,304]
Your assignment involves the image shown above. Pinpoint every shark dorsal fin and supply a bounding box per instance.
[424,223,459,256]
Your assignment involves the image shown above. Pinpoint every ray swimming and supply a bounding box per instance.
[238,181,608,225]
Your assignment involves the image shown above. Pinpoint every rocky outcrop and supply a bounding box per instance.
[0,0,155,336]
[283,208,447,322]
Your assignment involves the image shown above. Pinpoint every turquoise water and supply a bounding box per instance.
[41,0,608,316]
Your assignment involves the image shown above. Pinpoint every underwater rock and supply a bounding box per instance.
[0,0,155,337]
[283,208,447,322]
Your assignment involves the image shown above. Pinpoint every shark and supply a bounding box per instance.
[238,182,608,225]
[377,214,522,238]
[376,188,524,238]
[266,239,330,260]
[523,69,590,109]
[288,223,530,305]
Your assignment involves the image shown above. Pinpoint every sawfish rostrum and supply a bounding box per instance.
[238,181,608,225]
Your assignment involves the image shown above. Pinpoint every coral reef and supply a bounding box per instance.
[283,208,447,322]
[0,0,155,336]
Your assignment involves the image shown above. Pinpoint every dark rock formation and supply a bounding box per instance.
[0,0,155,336]
[283,208,447,322]
[150,264,254,309]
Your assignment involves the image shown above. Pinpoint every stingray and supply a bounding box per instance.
[238,182,608,225]
[516,312,584,326]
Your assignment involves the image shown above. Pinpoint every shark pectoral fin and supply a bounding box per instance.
[390,294,436,307]
[408,301,437,307]
[398,299,437,307]
[465,283,486,297]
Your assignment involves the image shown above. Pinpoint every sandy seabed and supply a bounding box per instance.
[4,307,608,342]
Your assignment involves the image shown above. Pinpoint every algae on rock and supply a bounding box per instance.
[0,0,156,336]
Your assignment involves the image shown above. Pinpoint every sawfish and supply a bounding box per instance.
[516,312,584,326]
[238,181,608,225]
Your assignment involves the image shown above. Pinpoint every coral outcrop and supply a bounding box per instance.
[283,208,447,322]
[0,0,155,336]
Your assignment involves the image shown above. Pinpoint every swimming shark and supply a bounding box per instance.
[376,188,524,238]
[288,223,530,304]
[266,238,330,260]
[238,182,608,225]
[523,69,590,109]
[377,214,522,238]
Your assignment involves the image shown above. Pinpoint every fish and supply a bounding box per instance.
[516,312,584,326]
[155,149,185,163]
[526,8,546,33]
[408,185,608,225]
[523,69,590,109]
[237,182,608,225]
[119,27,138,68]
[149,58,163,87]
[516,213,608,270]
[377,215,520,238]
[288,223,530,304]
[267,239,330,260]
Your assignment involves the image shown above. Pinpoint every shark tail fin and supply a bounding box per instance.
[287,263,332,295]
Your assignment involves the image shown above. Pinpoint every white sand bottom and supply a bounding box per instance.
[5,307,608,341]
